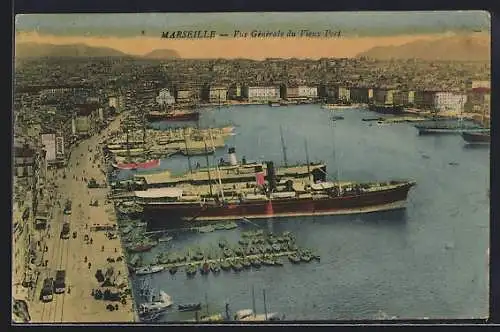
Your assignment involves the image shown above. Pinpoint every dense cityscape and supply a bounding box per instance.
[13,55,490,323]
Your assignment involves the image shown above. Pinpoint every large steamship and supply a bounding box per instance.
[135,149,416,229]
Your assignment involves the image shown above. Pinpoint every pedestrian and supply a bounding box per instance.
[90,238,93,244]
[88,262,91,269]
[45,259,48,266]
[84,256,87,263]
[101,245,104,252]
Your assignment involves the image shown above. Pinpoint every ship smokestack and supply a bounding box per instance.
[255,165,265,186]
[265,161,277,192]
[228,147,238,166]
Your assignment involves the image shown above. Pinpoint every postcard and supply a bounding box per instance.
[13,11,490,323]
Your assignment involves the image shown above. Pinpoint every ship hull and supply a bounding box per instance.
[113,159,161,170]
[143,182,415,228]
[417,127,487,135]
[461,131,490,144]
[368,104,404,115]
[147,112,200,122]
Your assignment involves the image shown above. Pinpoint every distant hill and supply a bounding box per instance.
[143,49,181,59]
[15,42,128,58]
[356,34,490,61]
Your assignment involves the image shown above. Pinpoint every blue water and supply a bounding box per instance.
[125,105,489,320]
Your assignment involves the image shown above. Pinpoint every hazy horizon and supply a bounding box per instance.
[14,12,491,60]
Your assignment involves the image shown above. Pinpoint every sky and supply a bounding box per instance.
[15,11,491,37]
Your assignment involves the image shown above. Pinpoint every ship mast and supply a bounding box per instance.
[209,129,225,202]
[304,139,311,183]
[125,124,131,162]
[203,138,214,197]
[279,125,288,167]
[142,113,147,159]
[184,127,193,174]
[331,109,342,195]
[263,289,268,321]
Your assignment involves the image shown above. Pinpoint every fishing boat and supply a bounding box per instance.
[241,258,251,268]
[368,104,404,115]
[139,310,165,322]
[135,265,165,276]
[178,303,202,312]
[223,248,234,257]
[127,243,155,253]
[231,261,243,272]
[220,260,232,271]
[200,262,210,275]
[322,104,354,110]
[210,262,221,273]
[197,225,215,233]
[300,252,313,262]
[273,257,283,266]
[271,243,281,252]
[288,253,301,264]
[250,258,262,268]
[158,235,173,243]
[139,291,173,313]
[331,115,345,121]
[262,257,275,266]
[186,265,197,277]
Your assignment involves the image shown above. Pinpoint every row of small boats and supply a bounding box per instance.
[135,250,320,277]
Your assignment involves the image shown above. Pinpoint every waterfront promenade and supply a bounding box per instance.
[28,114,136,323]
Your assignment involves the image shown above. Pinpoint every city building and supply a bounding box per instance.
[393,91,416,106]
[465,86,490,114]
[108,96,124,112]
[319,85,351,102]
[373,88,397,105]
[466,79,490,90]
[433,92,467,113]
[281,85,318,100]
[242,86,280,102]
[13,142,36,179]
[227,84,243,100]
[414,91,436,109]
[156,88,176,107]
[72,104,98,137]
[349,87,373,103]
[208,86,228,103]
[175,87,199,104]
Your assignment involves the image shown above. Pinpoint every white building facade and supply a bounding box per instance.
[244,86,280,102]
[433,92,467,113]
[297,86,318,98]
[156,88,176,106]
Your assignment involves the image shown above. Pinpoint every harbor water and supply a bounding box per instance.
[120,105,489,320]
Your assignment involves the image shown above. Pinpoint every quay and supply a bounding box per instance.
[27,114,136,323]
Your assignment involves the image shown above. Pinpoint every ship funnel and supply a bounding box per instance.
[228,147,238,166]
[265,161,277,192]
